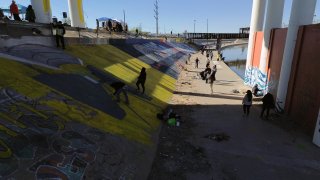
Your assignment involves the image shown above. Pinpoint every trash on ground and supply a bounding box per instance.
[232,89,240,94]
[204,133,230,142]
[157,109,182,127]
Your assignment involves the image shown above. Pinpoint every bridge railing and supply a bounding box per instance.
[185,33,249,39]
[0,20,53,38]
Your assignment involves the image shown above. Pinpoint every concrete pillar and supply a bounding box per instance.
[31,0,52,23]
[276,0,317,108]
[258,0,285,89]
[68,0,85,28]
[245,0,267,85]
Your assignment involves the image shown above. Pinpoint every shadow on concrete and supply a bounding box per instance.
[149,104,320,180]
[173,91,243,101]
[35,74,126,119]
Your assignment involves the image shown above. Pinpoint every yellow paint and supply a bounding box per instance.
[66,45,176,105]
[0,58,50,98]
[0,113,26,129]
[0,124,18,137]
[0,43,178,144]
[17,103,48,120]
[43,0,51,13]
[77,0,85,24]
[0,140,12,158]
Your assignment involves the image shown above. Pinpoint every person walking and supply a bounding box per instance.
[260,93,275,119]
[195,57,199,68]
[209,65,217,94]
[10,1,21,21]
[25,5,36,23]
[0,8,5,20]
[242,90,253,116]
[55,21,66,49]
[136,67,147,94]
[110,81,129,104]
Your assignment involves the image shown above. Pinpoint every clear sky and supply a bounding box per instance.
[1,0,320,33]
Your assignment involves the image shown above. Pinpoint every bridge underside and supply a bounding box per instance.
[186,33,249,39]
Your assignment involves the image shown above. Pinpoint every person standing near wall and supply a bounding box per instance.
[55,21,66,49]
[10,1,21,21]
[242,90,253,116]
[136,67,147,94]
[25,5,36,23]
[260,93,275,119]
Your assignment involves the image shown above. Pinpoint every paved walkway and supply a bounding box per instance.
[167,52,320,179]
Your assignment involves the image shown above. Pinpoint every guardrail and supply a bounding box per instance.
[0,20,53,37]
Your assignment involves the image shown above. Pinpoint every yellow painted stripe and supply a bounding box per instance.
[0,140,12,158]
[77,0,85,24]
[43,0,51,13]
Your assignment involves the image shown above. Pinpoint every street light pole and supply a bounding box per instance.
[207,18,208,46]
[194,20,196,34]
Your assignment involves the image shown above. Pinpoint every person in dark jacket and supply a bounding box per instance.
[242,90,253,116]
[55,21,66,49]
[110,81,129,104]
[252,84,263,97]
[136,67,146,94]
[26,5,36,22]
[260,93,275,119]
[209,65,217,94]
[195,57,199,68]
[0,8,5,20]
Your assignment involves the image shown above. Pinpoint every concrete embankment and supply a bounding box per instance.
[0,39,194,179]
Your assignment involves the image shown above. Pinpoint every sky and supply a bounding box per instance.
[1,0,320,33]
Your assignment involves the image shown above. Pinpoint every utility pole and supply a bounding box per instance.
[154,0,159,36]
[207,18,209,46]
[123,10,126,27]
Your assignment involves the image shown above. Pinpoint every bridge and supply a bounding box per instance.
[185,33,249,40]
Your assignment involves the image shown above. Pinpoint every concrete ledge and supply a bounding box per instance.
[0,36,55,48]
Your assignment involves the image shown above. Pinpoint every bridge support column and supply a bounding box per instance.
[245,0,267,86]
[276,0,317,108]
[258,0,285,91]
[68,0,86,28]
[31,0,52,23]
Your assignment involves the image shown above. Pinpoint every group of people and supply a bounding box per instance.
[242,88,275,119]
[110,67,147,105]
[192,51,276,120]
[0,1,36,22]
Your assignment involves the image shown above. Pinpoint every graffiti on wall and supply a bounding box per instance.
[245,66,268,91]
[0,88,138,179]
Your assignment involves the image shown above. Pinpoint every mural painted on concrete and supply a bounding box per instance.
[0,40,192,178]
[0,87,144,179]
[245,66,267,92]
[119,39,196,79]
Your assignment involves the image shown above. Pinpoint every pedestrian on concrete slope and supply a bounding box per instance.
[55,21,66,49]
[242,90,253,116]
[136,67,147,94]
[10,0,21,21]
[26,5,36,23]
[195,57,199,68]
[260,93,275,119]
[111,81,129,104]
[209,65,217,94]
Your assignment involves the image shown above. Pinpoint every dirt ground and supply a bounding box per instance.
[148,52,320,180]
